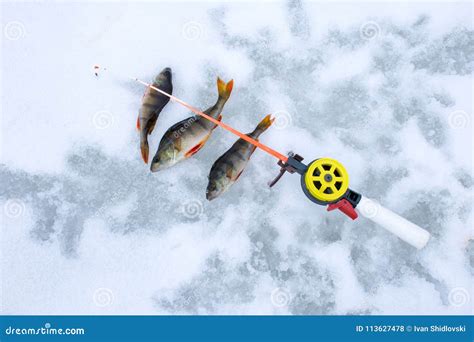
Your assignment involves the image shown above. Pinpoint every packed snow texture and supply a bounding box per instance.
[1,1,473,315]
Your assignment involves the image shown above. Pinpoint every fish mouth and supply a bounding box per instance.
[205,189,219,201]
[150,158,173,172]
[161,67,172,77]
[206,192,216,201]
[150,162,162,172]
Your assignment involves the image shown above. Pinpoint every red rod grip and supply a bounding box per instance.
[327,199,358,220]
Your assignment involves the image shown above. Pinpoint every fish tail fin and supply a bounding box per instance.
[252,114,275,137]
[140,135,149,164]
[217,77,234,101]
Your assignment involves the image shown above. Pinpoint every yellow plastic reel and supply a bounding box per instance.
[304,158,349,203]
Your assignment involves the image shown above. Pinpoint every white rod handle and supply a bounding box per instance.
[356,196,430,249]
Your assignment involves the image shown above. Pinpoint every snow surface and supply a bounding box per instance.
[1,0,473,315]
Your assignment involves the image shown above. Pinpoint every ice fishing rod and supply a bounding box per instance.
[96,65,430,249]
